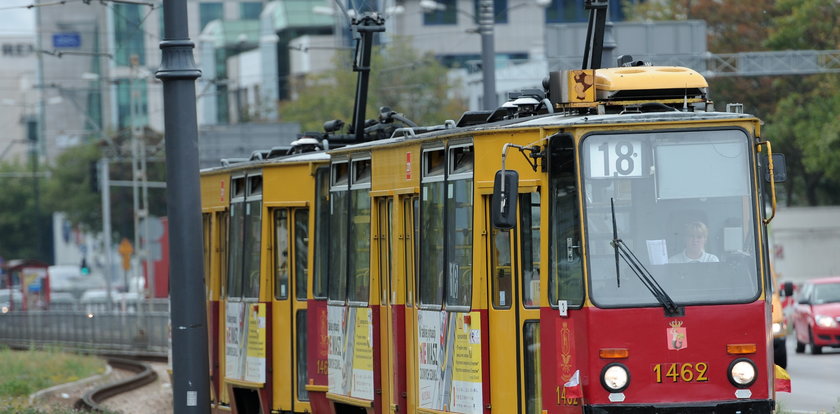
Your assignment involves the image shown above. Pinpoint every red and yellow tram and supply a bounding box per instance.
[201,62,787,414]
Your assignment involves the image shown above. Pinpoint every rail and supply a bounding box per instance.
[74,357,159,412]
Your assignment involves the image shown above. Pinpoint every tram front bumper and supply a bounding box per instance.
[585,399,774,414]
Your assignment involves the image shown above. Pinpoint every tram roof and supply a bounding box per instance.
[200,150,330,174]
[326,110,759,154]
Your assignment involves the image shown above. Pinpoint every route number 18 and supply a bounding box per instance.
[588,140,642,178]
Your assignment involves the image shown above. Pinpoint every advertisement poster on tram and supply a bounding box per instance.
[327,306,374,400]
[418,310,483,414]
[225,302,267,383]
[245,303,266,383]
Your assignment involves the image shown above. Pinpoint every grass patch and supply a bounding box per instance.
[0,348,105,411]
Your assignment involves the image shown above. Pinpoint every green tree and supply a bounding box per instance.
[763,75,840,205]
[42,128,167,240]
[280,37,467,132]
[763,0,840,205]
[0,160,50,261]
[41,142,101,232]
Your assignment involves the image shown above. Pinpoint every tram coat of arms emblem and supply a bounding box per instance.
[667,320,687,350]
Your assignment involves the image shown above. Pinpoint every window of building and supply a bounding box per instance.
[545,0,625,23]
[240,2,263,19]
[113,3,145,66]
[423,0,457,25]
[116,80,148,130]
[200,2,224,30]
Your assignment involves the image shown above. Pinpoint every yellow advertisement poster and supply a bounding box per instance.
[452,312,482,413]
[244,303,266,383]
[351,308,374,400]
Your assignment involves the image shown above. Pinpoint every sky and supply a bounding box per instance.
[0,0,36,36]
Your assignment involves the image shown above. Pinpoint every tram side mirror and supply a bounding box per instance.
[492,169,519,229]
[764,153,787,183]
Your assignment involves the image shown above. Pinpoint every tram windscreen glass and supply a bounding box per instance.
[581,129,760,307]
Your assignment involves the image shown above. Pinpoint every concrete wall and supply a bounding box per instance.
[771,206,840,283]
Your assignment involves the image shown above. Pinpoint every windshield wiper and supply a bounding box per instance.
[610,198,683,316]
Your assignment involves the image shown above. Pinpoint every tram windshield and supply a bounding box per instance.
[581,129,759,307]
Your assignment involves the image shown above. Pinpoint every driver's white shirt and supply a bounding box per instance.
[669,250,720,263]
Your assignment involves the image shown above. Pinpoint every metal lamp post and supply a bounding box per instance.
[155,1,210,412]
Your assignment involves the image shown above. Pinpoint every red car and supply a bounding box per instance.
[793,276,840,354]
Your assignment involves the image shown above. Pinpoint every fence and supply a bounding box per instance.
[0,309,169,357]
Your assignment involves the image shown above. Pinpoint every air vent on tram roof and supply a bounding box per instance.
[220,158,248,167]
[250,150,269,161]
[267,146,291,159]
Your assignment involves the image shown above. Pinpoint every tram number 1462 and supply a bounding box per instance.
[652,362,709,383]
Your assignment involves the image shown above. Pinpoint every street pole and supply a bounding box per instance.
[479,0,496,110]
[155,1,210,412]
[99,157,114,311]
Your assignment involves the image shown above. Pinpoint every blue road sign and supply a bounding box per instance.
[52,33,81,48]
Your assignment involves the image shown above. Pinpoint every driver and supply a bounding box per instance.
[669,221,719,263]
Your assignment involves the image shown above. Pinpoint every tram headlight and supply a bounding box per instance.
[727,358,757,388]
[772,322,783,335]
[815,314,838,328]
[600,363,630,393]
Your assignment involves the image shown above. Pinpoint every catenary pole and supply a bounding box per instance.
[479,0,496,109]
[155,1,210,413]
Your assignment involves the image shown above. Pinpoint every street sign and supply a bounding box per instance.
[118,238,133,271]
[52,33,81,49]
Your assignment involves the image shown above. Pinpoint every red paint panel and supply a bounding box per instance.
[541,302,770,413]
[208,300,221,403]
[306,299,330,413]
[261,301,273,413]
[478,309,491,414]
[391,304,408,414]
[371,305,383,414]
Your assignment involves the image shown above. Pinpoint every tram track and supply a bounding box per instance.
[73,357,159,412]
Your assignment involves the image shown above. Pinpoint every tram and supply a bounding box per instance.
[199,2,787,413]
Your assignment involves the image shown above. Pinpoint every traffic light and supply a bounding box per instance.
[89,160,100,193]
[80,258,90,275]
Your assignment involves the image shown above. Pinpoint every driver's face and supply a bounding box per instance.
[686,232,706,251]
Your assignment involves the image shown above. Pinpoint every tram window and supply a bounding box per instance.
[378,199,393,305]
[227,202,245,298]
[328,190,349,302]
[521,192,541,308]
[296,310,309,401]
[203,213,212,299]
[446,178,473,308]
[313,168,330,299]
[548,134,584,308]
[404,197,418,308]
[420,180,445,307]
[491,225,512,309]
[294,209,309,301]
[274,209,289,300]
[424,148,445,177]
[348,188,371,304]
[655,141,749,199]
[523,321,542,414]
[242,199,262,299]
[450,145,474,175]
[219,211,229,298]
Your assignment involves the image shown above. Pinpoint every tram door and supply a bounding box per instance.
[376,197,402,414]
[271,207,310,412]
[487,190,542,414]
